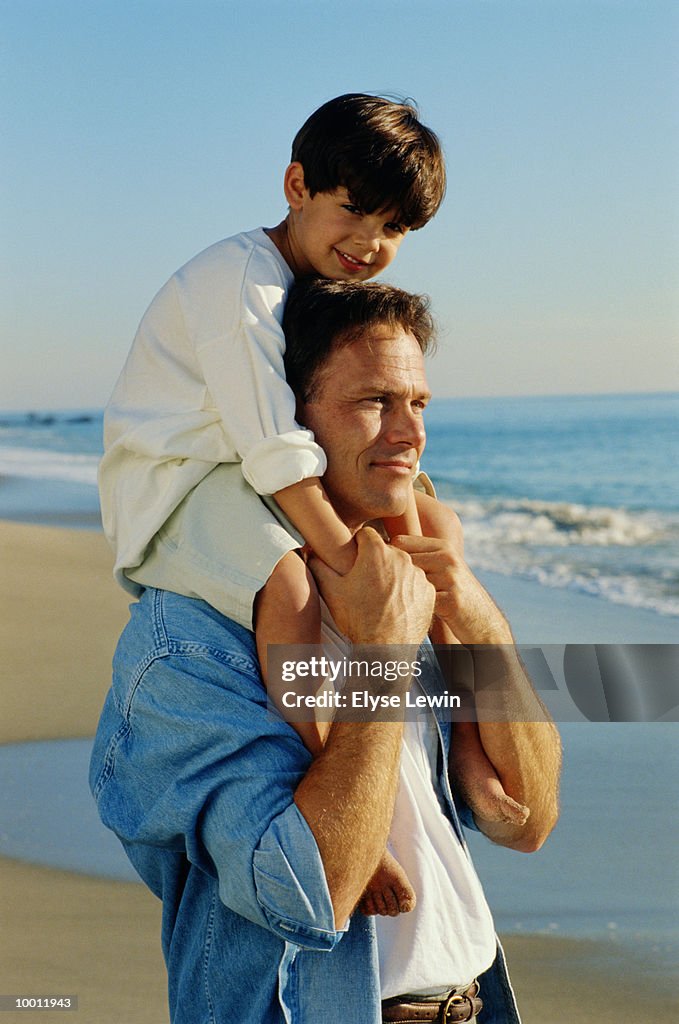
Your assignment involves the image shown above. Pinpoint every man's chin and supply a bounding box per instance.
[362,499,410,524]
[325,483,410,530]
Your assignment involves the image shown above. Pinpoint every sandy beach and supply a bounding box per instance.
[1,520,677,1022]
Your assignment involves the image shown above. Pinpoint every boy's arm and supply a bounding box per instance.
[275,476,357,574]
[280,478,423,576]
[382,485,422,540]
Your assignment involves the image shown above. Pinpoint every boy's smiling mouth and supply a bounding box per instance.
[335,249,370,271]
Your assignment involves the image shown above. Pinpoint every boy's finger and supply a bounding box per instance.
[390,534,443,553]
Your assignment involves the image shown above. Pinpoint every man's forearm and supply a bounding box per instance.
[301,528,435,927]
[390,506,561,851]
[294,719,404,928]
[473,644,561,851]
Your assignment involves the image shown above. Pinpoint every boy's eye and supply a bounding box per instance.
[342,203,362,215]
[385,221,406,235]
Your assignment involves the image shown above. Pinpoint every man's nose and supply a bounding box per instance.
[383,405,426,447]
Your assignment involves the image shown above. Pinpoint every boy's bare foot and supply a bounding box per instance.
[451,721,530,826]
[360,850,416,917]
[452,765,531,826]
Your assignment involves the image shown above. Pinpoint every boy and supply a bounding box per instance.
[100,93,525,918]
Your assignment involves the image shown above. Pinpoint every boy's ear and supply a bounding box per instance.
[283,162,307,210]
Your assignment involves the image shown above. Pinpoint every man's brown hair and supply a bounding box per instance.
[291,93,446,230]
[283,278,436,403]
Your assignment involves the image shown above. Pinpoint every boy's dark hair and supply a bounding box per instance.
[283,278,436,403]
[291,93,446,230]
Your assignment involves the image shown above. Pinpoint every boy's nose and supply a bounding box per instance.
[353,220,382,253]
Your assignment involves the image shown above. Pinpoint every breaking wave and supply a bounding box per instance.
[0,446,99,486]
[450,497,679,618]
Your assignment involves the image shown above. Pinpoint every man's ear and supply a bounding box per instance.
[294,394,307,426]
[283,162,307,211]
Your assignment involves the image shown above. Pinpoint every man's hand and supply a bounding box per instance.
[391,534,512,646]
[308,526,435,646]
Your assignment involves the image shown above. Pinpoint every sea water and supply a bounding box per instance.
[0,726,676,972]
[1,392,677,615]
[0,410,101,527]
[423,392,679,618]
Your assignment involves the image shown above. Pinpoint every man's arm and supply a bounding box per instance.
[464,645,561,852]
[393,506,561,853]
[300,527,435,927]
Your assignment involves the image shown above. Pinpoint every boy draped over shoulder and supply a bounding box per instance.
[99,93,528,920]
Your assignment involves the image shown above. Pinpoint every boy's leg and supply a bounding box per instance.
[254,550,329,757]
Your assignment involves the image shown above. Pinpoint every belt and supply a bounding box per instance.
[382,982,482,1023]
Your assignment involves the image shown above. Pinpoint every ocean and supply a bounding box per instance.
[1,392,678,618]
[1,394,678,972]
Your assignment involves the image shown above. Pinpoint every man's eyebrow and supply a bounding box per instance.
[351,380,432,400]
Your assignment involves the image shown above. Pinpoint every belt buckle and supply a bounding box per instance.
[441,992,472,1023]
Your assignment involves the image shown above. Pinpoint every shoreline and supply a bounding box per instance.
[1,520,677,1022]
[480,568,679,644]
[1,854,676,1023]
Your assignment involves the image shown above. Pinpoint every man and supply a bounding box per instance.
[90,279,561,1024]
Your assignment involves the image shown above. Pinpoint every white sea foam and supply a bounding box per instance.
[0,446,99,486]
[457,497,667,548]
[447,497,679,618]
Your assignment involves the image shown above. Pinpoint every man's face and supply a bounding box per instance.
[299,325,430,529]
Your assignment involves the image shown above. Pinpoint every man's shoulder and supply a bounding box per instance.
[130,587,260,677]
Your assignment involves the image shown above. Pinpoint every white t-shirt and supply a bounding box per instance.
[99,228,326,590]
[375,705,496,998]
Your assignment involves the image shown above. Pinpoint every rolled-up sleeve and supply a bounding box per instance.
[241,429,327,495]
[191,248,327,495]
[252,804,340,945]
[92,618,343,951]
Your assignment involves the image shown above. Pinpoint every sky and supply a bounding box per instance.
[1,0,678,409]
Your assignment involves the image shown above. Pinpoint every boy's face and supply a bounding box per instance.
[284,165,409,281]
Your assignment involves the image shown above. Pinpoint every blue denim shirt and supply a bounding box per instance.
[90,588,521,1024]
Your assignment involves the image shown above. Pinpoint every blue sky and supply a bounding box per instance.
[2,0,678,408]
